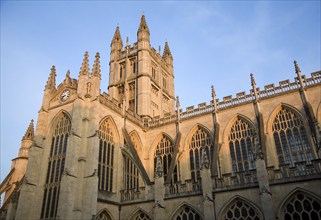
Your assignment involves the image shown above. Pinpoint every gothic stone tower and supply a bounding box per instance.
[108,15,175,119]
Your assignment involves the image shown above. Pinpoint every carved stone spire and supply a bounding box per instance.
[138,14,150,34]
[22,119,34,140]
[92,52,101,78]
[294,60,305,90]
[250,73,259,102]
[63,70,72,85]
[111,26,123,46]
[211,85,217,114]
[79,51,90,76]
[45,65,56,90]
[162,41,172,59]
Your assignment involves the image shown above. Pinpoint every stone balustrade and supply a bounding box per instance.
[267,159,321,184]
[120,188,142,202]
[164,179,202,198]
[212,170,258,191]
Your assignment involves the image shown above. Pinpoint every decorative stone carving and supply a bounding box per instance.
[155,151,163,178]
[201,147,210,169]
[253,136,264,161]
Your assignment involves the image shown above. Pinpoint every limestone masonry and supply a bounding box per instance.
[1,15,321,220]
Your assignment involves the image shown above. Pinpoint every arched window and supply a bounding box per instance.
[41,113,71,219]
[95,210,112,220]
[98,119,115,192]
[282,192,321,220]
[272,107,314,166]
[154,135,179,183]
[123,155,140,191]
[228,118,256,175]
[223,200,260,220]
[189,126,212,182]
[174,205,202,220]
[130,210,152,220]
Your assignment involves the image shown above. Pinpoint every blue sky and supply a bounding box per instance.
[1,1,320,191]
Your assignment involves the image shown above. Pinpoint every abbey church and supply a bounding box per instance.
[1,15,321,220]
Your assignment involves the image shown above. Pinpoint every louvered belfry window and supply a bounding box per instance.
[41,113,71,219]
[98,119,115,192]
[228,118,256,175]
[272,107,314,166]
[189,127,212,182]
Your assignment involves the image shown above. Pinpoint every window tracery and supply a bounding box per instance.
[41,113,71,219]
[123,154,140,191]
[131,210,152,220]
[228,118,255,174]
[189,126,212,182]
[154,135,179,183]
[174,206,202,220]
[95,210,112,220]
[98,119,115,192]
[282,192,321,220]
[272,107,314,166]
[224,200,260,220]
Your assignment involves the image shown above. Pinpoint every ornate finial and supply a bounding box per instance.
[111,26,123,46]
[211,85,216,99]
[138,13,150,34]
[92,52,101,77]
[45,65,56,90]
[64,70,71,85]
[201,147,210,169]
[155,150,163,178]
[66,70,70,78]
[158,45,161,54]
[126,36,129,46]
[22,119,34,140]
[294,60,301,75]
[176,96,180,109]
[250,73,256,87]
[79,51,90,77]
[162,41,172,58]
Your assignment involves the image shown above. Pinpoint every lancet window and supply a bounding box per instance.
[272,107,314,166]
[189,126,213,182]
[41,113,71,219]
[98,119,115,192]
[228,118,255,174]
[282,192,321,220]
[123,154,140,191]
[154,135,179,183]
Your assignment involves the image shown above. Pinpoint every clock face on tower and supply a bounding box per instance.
[60,89,70,102]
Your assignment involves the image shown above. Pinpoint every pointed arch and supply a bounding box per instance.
[218,195,263,220]
[150,132,178,183]
[317,102,321,125]
[41,111,71,219]
[185,124,213,182]
[47,110,72,136]
[268,104,316,166]
[95,209,114,220]
[277,187,321,220]
[129,130,143,158]
[128,208,153,220]
[170,202,203,220]
[98,116,119,192]
[222,114,257,175]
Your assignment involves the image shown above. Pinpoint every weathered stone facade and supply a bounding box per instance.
[1,15,321,220]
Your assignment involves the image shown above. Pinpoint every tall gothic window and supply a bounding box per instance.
[123,155,140,191]
[272,107,314,166]
[98,119,115,192]
[41,113,71,219]
[282,192,321,220]
[224,200,261,220]
[154,134,179,183]
[189,126,213,182]
[174,205,202,220]
[130,210,152,220]
[228,118,255,175]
